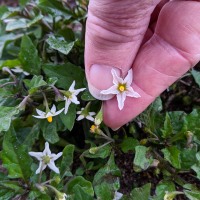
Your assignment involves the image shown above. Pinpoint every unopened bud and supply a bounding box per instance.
[164,191,183,200]
[89,147,98,154]
[140,139,147,145]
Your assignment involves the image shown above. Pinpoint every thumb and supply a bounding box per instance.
[85,0,161,99]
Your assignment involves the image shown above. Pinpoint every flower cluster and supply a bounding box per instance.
[32,81,96,123]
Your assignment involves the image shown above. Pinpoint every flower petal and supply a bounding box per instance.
[111,69,123,85]
[114,191,123,200]
[71,95,80,104]
[54,108,64,116]
[43,142,51,155]
[29,152,43,160]
[50,104,56,114]
[86,115,95,122]
[89,112,96,116]
[73,87,86,95]
[101,85,118,95]
[36,162,47,174]
[76,111,82,114]
[51,152,63,161]
[69,81,75,91]
[32,115,47,119]
[77,115,84,121]
[48,161,60,174]
[36,108,46,117]
[116,92,126,110]
[124,69,133,86]
[126,87,141,98]
[64,99,71,114]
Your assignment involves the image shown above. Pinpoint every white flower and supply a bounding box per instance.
[62,81,85,114]
[11,67,30,76]
[101,69,141,110]
[113,191,123,200]
[32,104,64,123]
[29,142,62,174]
[76,108,96,122]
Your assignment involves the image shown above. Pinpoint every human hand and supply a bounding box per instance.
[85,0,200,129]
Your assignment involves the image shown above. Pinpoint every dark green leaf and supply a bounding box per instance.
[46,35,75,55]
[94,183,113,200]
[24,75,47,94]
[130,183,151,200]
[81,90,96,101]
[162,146,181,169]
[120,137,139,153]
[42,63,85,89]
[161,113,173,139]
[74,185,93,200]
[0,126,32,180]
[66,176,94,196]
[19,35,41,75]
[191,69,200,87]
[184,190,200,200]
[19,0,30,7]
[0,106,19,132]
[60,144,75,178]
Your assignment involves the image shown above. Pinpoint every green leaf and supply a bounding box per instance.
[0,6,8,18]
[81,90,96,101]
[38,0,71,19]
[46,35,75,55]
[19,35,41,75]
[0,189,16,200]
[6,19,27,31]
[40,120,59,144]
[93,152,121,185]
[0,126,32,180]
[184,190,200,200]
[74,185,93,200]
[27,13,43,27]
[60,144,75,178]
[0,180,24,193]
[161,113,173,139]
[0,106,19,132]
[191,69,200,87]
[66,176,94,197]
[24,75,47,94]
[130,183,151,200]
[161,146,181,169]
[191,164,200,180]
[0,59,21,69]
[94,183,113,200]
[133,146,153,171]
[58,103,76,131]
[42,63,85,89]
[120,137,139,153]
[19,0,30,7]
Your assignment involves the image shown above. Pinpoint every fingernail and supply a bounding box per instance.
[88,64,120,100]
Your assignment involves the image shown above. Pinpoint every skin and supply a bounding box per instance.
[85,0,200,129]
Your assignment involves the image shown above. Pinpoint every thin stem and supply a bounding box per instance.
[0,81,16,88]
[42,92,49,112]
[38,162,45,184]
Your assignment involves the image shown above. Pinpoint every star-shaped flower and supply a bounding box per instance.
[11,66,30,76]
[76,108,96,122]
[61,81,85,114]
[29,142,62,174]
[101,69,141,110]
[33,104,64,123]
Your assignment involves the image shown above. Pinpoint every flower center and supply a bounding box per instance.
[64,91,72,99]
[43,155,51,164]
[90,125,98,133]
[118,84,126,92]
[47,116,53,123]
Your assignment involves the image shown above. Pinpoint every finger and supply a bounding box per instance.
[103,1,200,129]
[85,0,161,100]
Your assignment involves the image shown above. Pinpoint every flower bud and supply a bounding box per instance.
[89,147,98,154]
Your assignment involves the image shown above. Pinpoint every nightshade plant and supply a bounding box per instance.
[0,0,200,200]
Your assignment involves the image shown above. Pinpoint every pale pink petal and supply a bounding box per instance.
[69,81,75,91]
[101,85,118,95]
[77,115,84,121]
[43,142,51,155]
[111,69,123,85]
[64,99,71,114]
[124,69,133,86]
[50,104,56,114]
[89,112,96,116]
[36,109,46,117]
[48,161,60,173]
[86,115,95,122]
[29,152,43,161]
[36,162,47,174]
[116,92,126,110]
[126,87,141,98]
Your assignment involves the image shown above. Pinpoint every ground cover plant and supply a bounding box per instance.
[0,0,200,199]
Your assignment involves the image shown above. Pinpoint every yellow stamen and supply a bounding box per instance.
[118,84,126,92]
[47,116,53,123]
[90,125,97,133]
